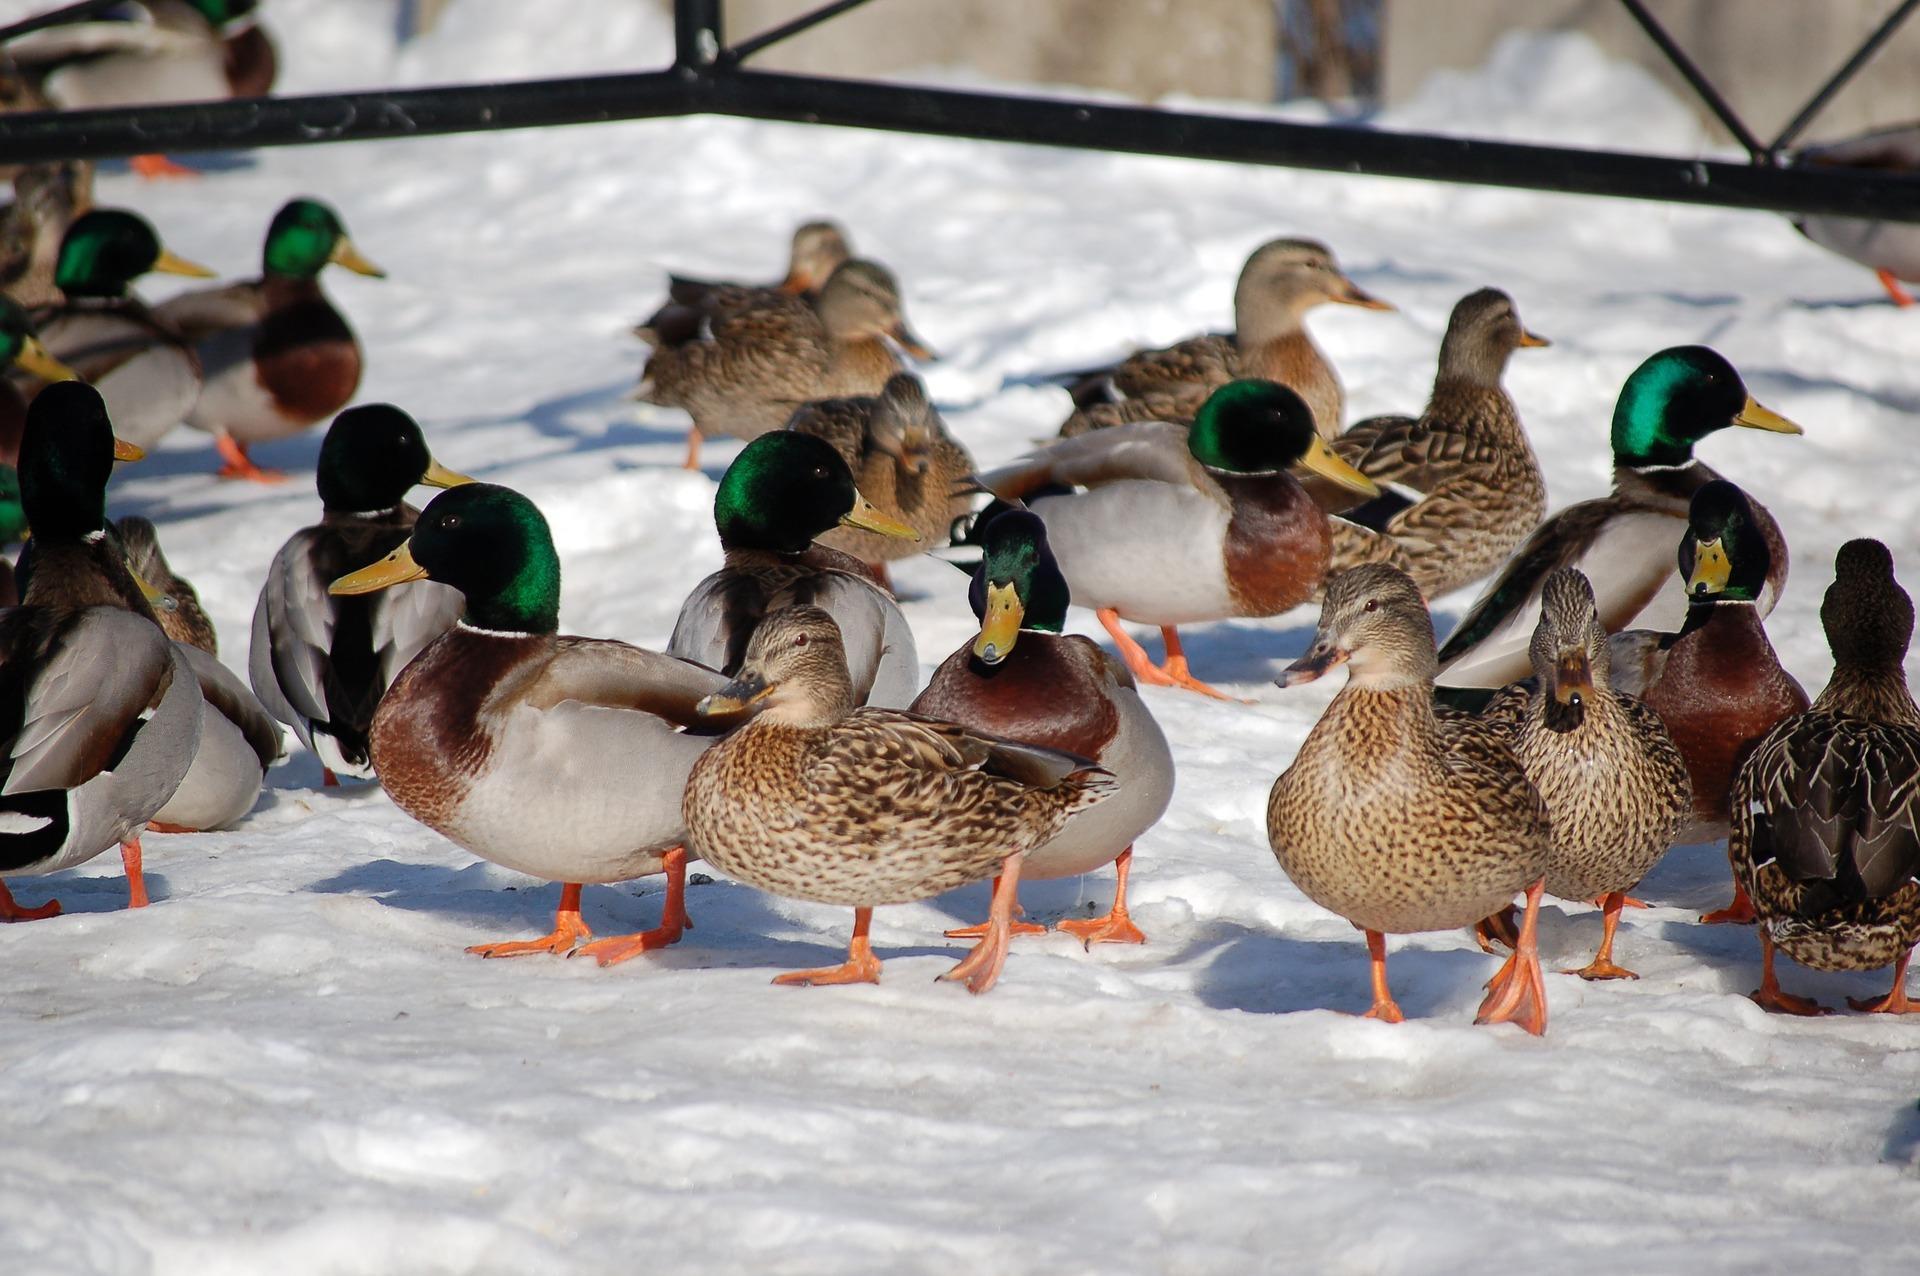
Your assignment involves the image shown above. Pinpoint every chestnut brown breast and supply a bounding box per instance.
[1214,472,1331,617]
[256,276,362,425]
[912,634,1119,761]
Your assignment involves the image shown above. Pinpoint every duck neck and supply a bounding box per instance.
[1814,663,1920,726]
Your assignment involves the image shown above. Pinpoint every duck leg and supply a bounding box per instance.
[575,849,694,967]
[1056,846,1148,946]
[0,879,60,922]
[1700,881,1757,926]
[1846,947,1917,1015]
[775,906,882,987]
[469,882,593,958]
[681,428,702,471]
[1750,930,1829,1016]
[1877,268,1915,307]
[214,434,286,483]
[1565,891,1638,980]
[943,873,1047,940]
[1360,929,1405,1022]
[1473,904,1519,953]
[131,154,199,179]
[120,839,150,909]
[1097,609,1177,688]
[1475,879,1548,1035]
[942,854,1026,995]
[1156,627,1241,702]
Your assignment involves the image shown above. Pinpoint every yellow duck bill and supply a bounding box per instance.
[1734,396,1802,435]
[421,457,476,489]
[972,581,1024,665]
[17,337,81,384]
[330,239,387,278]
[152,248,218,279]
[1300,437,1380,498]
[1688,537,1733,596]
[840,491,919,539]
[331,541,428,595]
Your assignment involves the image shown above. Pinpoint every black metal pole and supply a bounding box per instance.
[723,0,884,67]
[1618,0,1769,162]
[673,0,722,71]
[1769,0,1920,154]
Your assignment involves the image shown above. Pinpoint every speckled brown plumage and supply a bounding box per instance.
[638,259,924,445]
[115,515,216,654]
[1734,540,1920,982]
[634,221,851,343]
[791,373,973,566]
[1057,238,1389,440]
[684,607,1115,908]
[1269,566,1549,936]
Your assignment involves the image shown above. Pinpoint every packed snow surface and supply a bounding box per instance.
[2,3,1918,1273]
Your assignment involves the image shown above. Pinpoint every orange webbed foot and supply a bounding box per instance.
[1846,952,1915,1014]
[0,880,60,922]
[470,883,591,958]
[1360,997,1406,1023]
[1475,880,1549,1035]
[132,153,200,179]
[1056,909,1146,947]
[1751,985,1831,1016]
[1700,883,1756,925]
[572,850,691,967]
[939,857,1026,995]
[1878,268,1915,307]
[214,435,285,483]
[776,907,882,987]
[1565,957,1639,981]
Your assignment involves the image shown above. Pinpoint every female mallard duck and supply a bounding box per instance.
[1311,288,1550,600]
[1608,480,1809,922]
[0,161,94,308]
[635,219,852,341]
[250,404,469,785]
[144,636,279,835]
[1791,124,1920,305]
[979,379,1380,699]
[7,1,275,179]
[786,372,972,590]
[20,208,216,452]
[116,515,215,653]
[638,259,934,469]
[1267,564,1552,1032]
[686,605,1116,993]
[1437,346,1802,690]
[668,431,922,708]
[1477,568,1692,979]
[153,197,384,481]
[1732,539,1920,1014]
[0,382,200,920]
[911,509,1173,945]
[331,482,736,965]
[1057,237,1393,440]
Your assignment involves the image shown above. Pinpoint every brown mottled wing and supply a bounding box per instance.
[1434,710,1548,826]
[978,421,1196,501]
[785,394,875,467]
[525,638,731,728]
[1104,334,1237,399]
[1475,682,1535,737]
[1,607,176,795]
[1739,714,1920,904]
[1058,384,1208,438]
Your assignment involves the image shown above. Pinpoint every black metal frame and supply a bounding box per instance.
[1,0,1917,221]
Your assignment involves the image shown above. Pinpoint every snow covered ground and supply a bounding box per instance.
[4,4,1919,1273]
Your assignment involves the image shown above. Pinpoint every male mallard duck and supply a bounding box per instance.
[115,515,215,653]
[668,431,922,708]
[0,161,94,308]
[0,382,199,920]
[153,197,383,481]
[912,509,1173,945]
[331,482,734,965]
[638,258,934,469]
[1437,347,1801,690]
[6,1,275,179]
[1057,237,1392,440]
[686,605,1116,993]
[1608,480,1808,922]
[979,379,1380,699]
[1267,564,1552,1032]
[786,371,972,590]
[1732,539,1920,1014]
[18,208,216,451]
[1311,288,1550,600]
[0,294,80,463]
[634,219,852,341]
[250,404,469,785]
[1478,568,1692,979]
[1790,123,1920,305]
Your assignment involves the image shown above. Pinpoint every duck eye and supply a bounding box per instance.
[443,515,460,529]
[794,633,809,647]
[1364,599,1378,613]
[812,466,828,480]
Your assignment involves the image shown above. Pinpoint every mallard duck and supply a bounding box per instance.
[1608,480,1809,922]
[1057,237,1392,440]
[979,379,1380,699]
[6,1,276,179]
[331,482,734,965]
[635,219,851,340]
[911,509,1173,945]
[1267,563,1552,1032]
[115,515,215,653]
[1437,346,1802,690]
[0,382,200,920]
[1477,568,1692,979]
[0,161,94,308]
[638,258,934,469]
[685,605,1116,993]
[1309,288,1549,600]
[1791,123,1920,305]
[147,638,280,833]
[0,294,80,465]
[250,404,469,785]
[786,371,972,589]
[16,208,216,451]
[668,431,922,708]
[1733,539,1920,1014]
[152,197,383,481]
